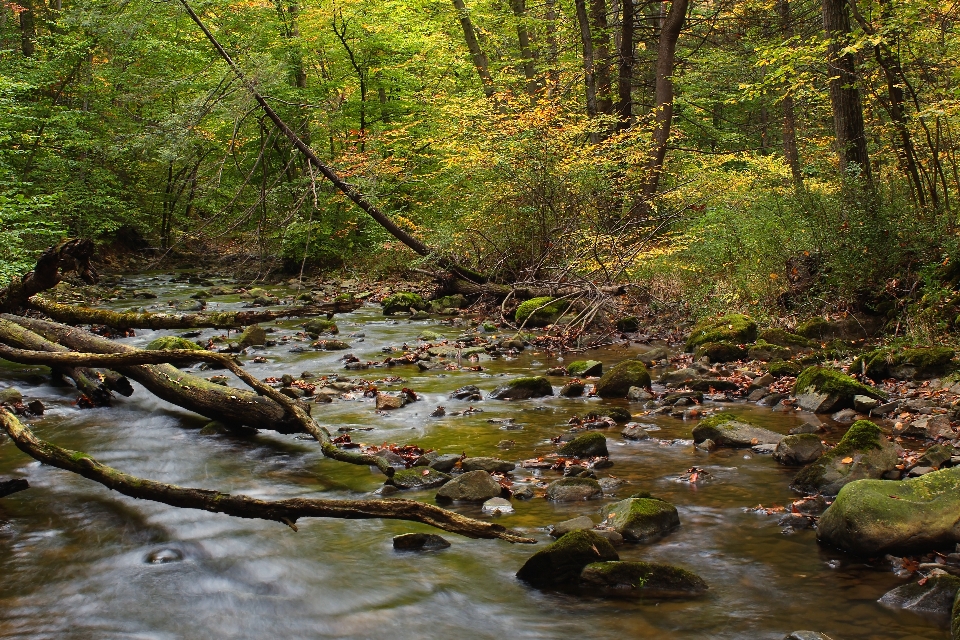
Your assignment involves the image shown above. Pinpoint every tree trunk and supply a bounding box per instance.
[544,0,559,94]
[451,0,496,98]
[616,0,634,129]
[641,0,689,199]
[822,0,871,182]
[575,0,598,121]
[777,0,803,185]
[0,477,29,499]
[591,0,613,115]
[0,239,97,313]
[509,0,539,100]
[20,0,36,57]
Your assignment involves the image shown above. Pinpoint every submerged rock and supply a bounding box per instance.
[792,420,897,496]
[580,561,707,599]
[435,470,502,501]
[393,533,451,550]
[818,466,960,555]
[600,497,680,542]
[545,477,603,501]
[793,366,886,413]
[516,529,619,587]
[481,497,514,514]
[558,432,608,457]
[489,376,553,400]
[461,457,515,473]
[594,360,652,398]
[692,413,783,448]
[879,573,960,617]
[388,467,451,490]
[773,433,825,466]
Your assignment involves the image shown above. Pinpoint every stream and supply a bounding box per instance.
[0,275,945,639]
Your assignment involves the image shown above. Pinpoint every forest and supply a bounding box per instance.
[2,0,960,638]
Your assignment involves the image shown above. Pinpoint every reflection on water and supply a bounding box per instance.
[0,276,944,639]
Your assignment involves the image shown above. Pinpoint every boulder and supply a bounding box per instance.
[560,382,585,397]
[549,516,596,538]
[376,393,406,410]
[758,328,814,348]
[461,457,515,473]
[879,573,960,616]
[600,497,680,542]
[146,336,202,351]
[768,361,803,378]
[792,420,898,495]
[515,296,568,327]
[580,561,708,599]
[637,346,672,366]
[894,414,954,440]
[481,497,514,513]
[747,341,792,362]
[817,467,960,555]
[691,413,783,448]
[545,477,603,501]
[558,432,608,457]
[237,325,267,348]
[621,424,650,440]
[852,347,955,381]
[773,434,825,466]
[684,313,758,352]
[567,360,603,377]
[382,292,425,315]
[449,385,482,401]
[627,386,654,402]
[436,470,502,501]
[917,444,954,470]
[388,467,451,490]
[694,342,746,363]
[793,366,886,413]
[489,376,553,400]
[303,319,338,335]
[0,387,23,405]
[607,407,632,423]
[515,529,619,587]
[393,533,451,550]
[594,361,651,398]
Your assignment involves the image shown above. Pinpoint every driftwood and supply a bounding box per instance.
[29,298,362,331]
[0,239,97,313]
[0,410,534,542]
[0,477,29,498]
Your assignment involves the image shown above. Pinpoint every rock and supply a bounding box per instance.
[461,457,515,473]
[686,379,740,392]
[580,561,708,599]
[567,360,603,377]
[418,330,441,341]
[658,367,699,385]
[436,470,502,501]
[26,399,43,414]
[818,466,960,555]
[852,347,955,381]
[515,296,568,327]
[879,573,960,616]
[783,632,835,640]
[598,477,623,493]
[694,342,746,363]
[545,477,603,501]
[793,420,897,495]
[489,376,554,400]
[558,432,608,457]
[376,393,406,410]
[377,450,405,466]
[759,328,813,348]
[684,313,758,352]
[428,294,466,312]
[429,454,462,472]
[450,385,483,401]
[393,533,451,550]
[606,407,632,423]
[313,339,350,351]
[853,395,880,412]
[516,529,619,587]
[280,387,304,399]
[768,361,803,378]
[793,366,886,413]
[621,424,650,440]
[637,346,672,366]
[237,325,267,348]
[382,292,425,315]
[600,497,680,542]
[831,408,858,424]
[512,486,535,500]
[0,387,23,405]
[560,382,585,397]
[389,467,451,490]
[145,336,202,351]
[917,444,954,470]
[594,360,651,398]
[691,413,783,448]
[895,414,954,440]
[303,318,338,335]
[145,548,184,564]
[773,434,825,465]
[549,516,596,538]
[747,341,792,362]
[481,497,514,514]
[796,316,880,341]
[627,386,654,402]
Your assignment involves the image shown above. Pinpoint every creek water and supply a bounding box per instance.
[0,276,945,639]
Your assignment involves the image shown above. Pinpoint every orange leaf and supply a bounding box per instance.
[841,457,853,464]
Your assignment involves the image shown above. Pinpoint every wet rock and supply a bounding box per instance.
[279,387,304,399]
[146,336,202,351]
[636,346,672,366]
[450,385,482,401]
[789,422,823,435]
[621,424,650,440]
[461,457,515,473]
[567,360,602,377]
[546,367,567,376]
[774,434,825,466]
[512,486,535,500]
[145,548,184,564]
[686,379,740,392]
[793,366,886,413]
[600,497,680,542]
[377,450,406,466]
[853,395,880,412]
[606,407,632,423]
[545,477,603,501]
[388,467,451,490]
[237,325,267,348]
[830,408,858,424]
[580,561,708,599]
[489,376,553,400]
[694,342,746,363]
[761,392,790,407]
[627,386,654,402]
[303,319,338,335]
[0,387,23,405]
[382,292,425,315]
[594,361,651,398]
[793,420,897,495]
[691,413,783,448]
[517,530,618,587]
[657,367,699,385]
[481,497,514,514]
[817,466,960,555]
[393,533,451,550]
[560,382,585,397]
[436,470,502,501]
[783,631,835,640]
[916,444,954,470]
[879,573,960,616]
[376,393,406,410]
[684,313,757,352]
[26,399,44,415]
[428,454,462,472]
[895,414,954,440]
[558,432,608,457]
[598,477,623,493]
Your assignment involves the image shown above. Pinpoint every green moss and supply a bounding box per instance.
[852,347,955,381]
[382,292,425,315]
[768,360,802,377]
[694,341,746,363]
[580,561,708,596]
[515,529,619,587]
[303,318,339,335]
[558,432,608,457]
[69,450,92,462]
[334,292,355,303]
[567,360,602,377]
[695,412,738,431]
[600,497,681,542]
[831,420,884,457]
[616,316,640,332]
[510,376,552,392]
[758,328,814,348]
[792,420,891,493]
[594,360,651,398]
[746,340,792,362]
[515,296,569,327]
[429,294,466,311]
[794,366,887,400]
[684,314,758,351]
[607,407,632,423]
[795,317,832,339]
[146,336,202,351]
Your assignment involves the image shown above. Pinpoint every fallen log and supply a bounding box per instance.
[0,409,534,542]
[0,477,29,498]
[28,298,362,331]
[0,239,96,313]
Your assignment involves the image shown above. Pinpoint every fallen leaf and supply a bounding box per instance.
[841,457,853,464]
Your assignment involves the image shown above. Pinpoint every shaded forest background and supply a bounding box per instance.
[2,0,959,336]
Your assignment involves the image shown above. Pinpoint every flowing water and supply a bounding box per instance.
[0,276,946,639]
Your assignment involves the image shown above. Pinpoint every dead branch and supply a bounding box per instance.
[0,477,29,498]
[0,239,97,313]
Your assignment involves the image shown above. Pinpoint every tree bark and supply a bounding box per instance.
[616,0,634,129]
[19,0,36,57]
[544,0,559,94]
[575,0,599,120]
[641,0,689,199]
[509,0,539,100]
[777,0,803,185]
[822,0,871,182]
[591,0,614,115]
[451,0,496,99]
[0,477,29,498]
[0,239,97,313]
[0,409,534,542]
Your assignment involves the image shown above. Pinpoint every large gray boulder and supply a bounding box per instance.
[692,414,783,448]
[545,477,603,501]
[793,366,886,413]
[792,420,897,496]
[461,457,515,473]
[435,470,502,502]
[773,433,825,466]
[600,497,680,542]
[879,573,960,617]
[489,376,553,400]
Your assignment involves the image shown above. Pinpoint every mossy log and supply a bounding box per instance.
[28,297,362,331]
[0,476,29,498]
[0,409,534,543]
[0,239,96,313]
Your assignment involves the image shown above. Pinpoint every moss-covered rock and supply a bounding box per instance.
[768,360,803,378]
[600,497,680,542]
[793,366,886,413]
[558,432,608,457]
[382,292,425,315]
[237,325,267,348]
[515,296,569,327]
[545,477,603,501]
[312,339,351,351]
[953,586,960,640]
[516,529,619,587]
[435,470,502,501]
[691,414,783,448]
[615,316,640,332]
[428,294,466,312]
[580,561,708,599]
[851,347,955,381]
[489,376,554,399]
[746,341,792,362]
[773,433,825,466]
[146,336,202,351]
[879,574,960,616]
[817,466,960,555]
[418,330,441,341]
[303,318,339,335]
[607,407,632,423]
[594,360,651,398]
[694,342,746,363]
[388,467,452,490]
[758,328,814,348]
[567,360,603,377]
[684,314,758,352]
[792,420,897,495]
